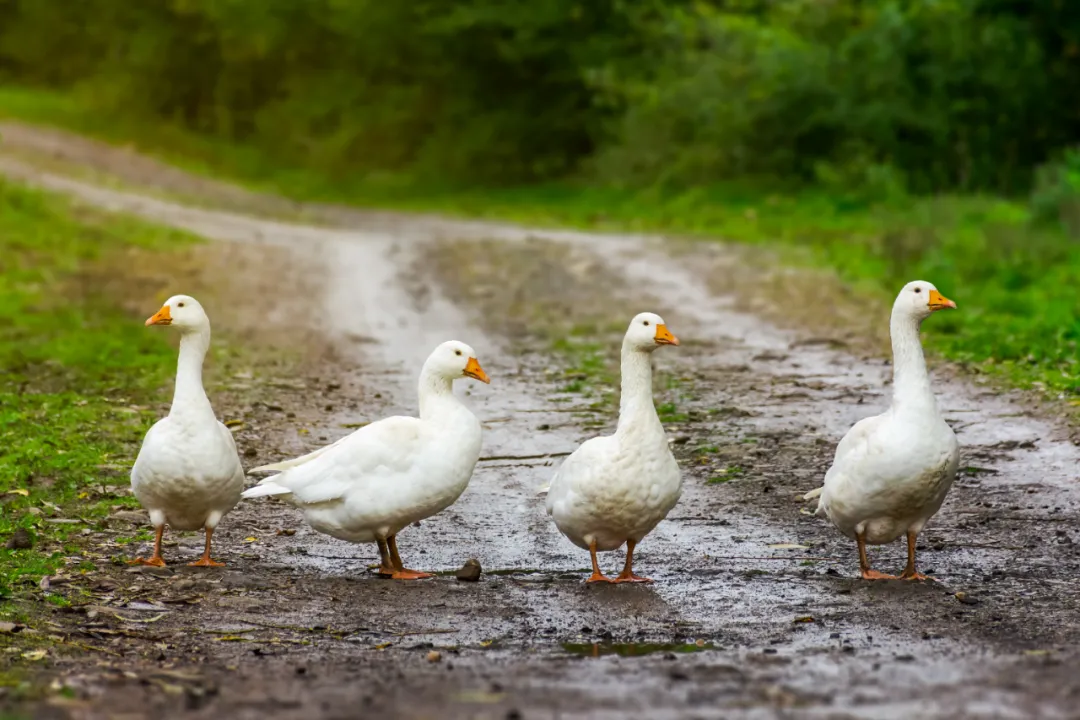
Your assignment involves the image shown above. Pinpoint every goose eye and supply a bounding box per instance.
[913,288,921,294]
[455,350,462,356]
[178,302,186,307]
[643,320,650,326]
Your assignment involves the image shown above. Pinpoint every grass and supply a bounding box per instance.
[0,177,198,602]
[1,86,1078,403]
[707,466,745,484]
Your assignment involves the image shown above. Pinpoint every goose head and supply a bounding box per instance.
[426,340,490,384]
[624,312,679,352]
[144,294,210,333]
[894,281,957,321]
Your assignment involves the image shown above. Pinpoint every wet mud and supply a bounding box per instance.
[1,125,1079,719]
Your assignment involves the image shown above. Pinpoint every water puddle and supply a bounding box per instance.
[562,641,716,658]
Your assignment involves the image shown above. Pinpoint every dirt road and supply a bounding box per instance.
[2,124,1079,719]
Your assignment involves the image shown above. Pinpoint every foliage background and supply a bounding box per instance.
[1,0,1077,194]
[0,0,1079,397]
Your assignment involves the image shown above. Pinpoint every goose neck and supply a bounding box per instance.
[889,311,936,412]
[417,368,457,420]
[170,328,214,420]
[616,344,658,434]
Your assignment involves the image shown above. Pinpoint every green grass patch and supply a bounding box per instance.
[1,86,1078,402]
[0,176,197,602]
[707,465,745,484]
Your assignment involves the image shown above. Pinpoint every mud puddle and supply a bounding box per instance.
[0,131,1078,719]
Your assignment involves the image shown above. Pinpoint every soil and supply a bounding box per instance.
[1,123,1079,720]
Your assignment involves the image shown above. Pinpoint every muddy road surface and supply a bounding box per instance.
[1,124,1079,719]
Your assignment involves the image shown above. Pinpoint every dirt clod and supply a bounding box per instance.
[5,528,33,550]
[456,558,482,582]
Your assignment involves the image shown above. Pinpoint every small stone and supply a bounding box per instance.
[127,565,174,578]
[955,592,980,606]
[5,528,33,550]
[455,559,482,582]
[110,510,149,525]
[427,651,442,663]
[95,578,120,591]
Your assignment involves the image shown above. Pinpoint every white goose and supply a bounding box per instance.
[243,341,489,580]
[130,295,245,567]
[809,280,959,580]
[545,312,682,583]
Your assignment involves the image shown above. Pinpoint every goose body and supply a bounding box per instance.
[814,280,959,580]
[130,295,245,567]
[546,313,682,583]
[243,341,489,579]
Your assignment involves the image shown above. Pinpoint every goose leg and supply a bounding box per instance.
[387,535,433,580]
[900,531,933,581]
[586,538,614,583]
[614,539,653,583]
[376,539,397,577]
[129,525,167,567]
[189,527,225,567]
[857,531,897,580]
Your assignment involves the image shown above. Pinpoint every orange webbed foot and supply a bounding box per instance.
[128,557,166,567]
[861,569,899,581]
[188,557,225,568]
[586,572,615,584]
[390,569,433,580]
[613,572,653,584]
[900,571,934,582]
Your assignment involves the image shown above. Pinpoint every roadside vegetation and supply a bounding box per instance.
[0,179,197,602]
[0,1,1077,402]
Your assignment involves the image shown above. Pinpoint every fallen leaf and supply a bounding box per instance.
[793,616,815,624]
[479,640,494,647]
[0,622,25,634]
[5,489,29,497]
[113,612,167,624]
[214,635,252,642]
[124,601,168,611]
[767,543,809,550]
[453,691,505,704]
[22,650,47,661]
[374,642,393,650]
[244,537,258,543]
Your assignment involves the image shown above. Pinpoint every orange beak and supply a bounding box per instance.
[927,290,957,312]
[654,323,679,346]
[463,357,490,384]
[145,305,172,326]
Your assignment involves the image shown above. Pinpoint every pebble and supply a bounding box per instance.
[5,528,34,550]
[110,510,149,525]
[456,558,482,582]
[427,650,442,663]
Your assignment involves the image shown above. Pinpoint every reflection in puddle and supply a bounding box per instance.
[562,641,715,658]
